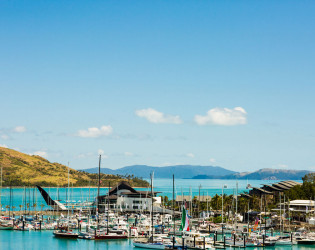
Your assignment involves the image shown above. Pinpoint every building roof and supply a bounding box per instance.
[109,181,138,196]
[272,183,291,190]
[241,193,251,198]
[262,184,283,192]
[289,200,315,206]
[281,180,302,185]
[250,180,302,196]
[277,182,296,188]
[249,187,273,195]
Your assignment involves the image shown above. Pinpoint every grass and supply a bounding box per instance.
[0,147,149,187]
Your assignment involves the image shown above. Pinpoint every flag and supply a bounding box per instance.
[253,217,259,231]
[180,206,190,231]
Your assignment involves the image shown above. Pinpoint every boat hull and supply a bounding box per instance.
[95,234,128,240]
[133,242,165,249]
[297,240,315,245]
[53,232,79,239]
[0,226,13,230]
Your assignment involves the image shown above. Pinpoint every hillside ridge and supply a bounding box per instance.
[0,147,148,187]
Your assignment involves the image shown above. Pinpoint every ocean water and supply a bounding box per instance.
[1,178,314,250]
[1,230,315,250]
[0,179,301,211]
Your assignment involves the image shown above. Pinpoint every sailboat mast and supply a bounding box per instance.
[97,155,101,230]
[107,182,110,234]
[97,155,101,214]
[173,174,175,248]
[0,168,2,213]
[67,162,70,220]
[279,192,282,234]
[151,172,154,241]
[235,181,238,230]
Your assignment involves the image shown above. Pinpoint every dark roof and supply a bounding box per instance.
[250,187,273,195]
[272,183,291,190]
[241,193,251,198]
[108,195,118,199]
[277,182,296,188]
[109,181,138,196]
[279,180,301,186]
[262,184,283,192]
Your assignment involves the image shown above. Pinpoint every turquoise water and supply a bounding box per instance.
[0,230,315,250]
[1,178,314,250]
[0,179,301,211]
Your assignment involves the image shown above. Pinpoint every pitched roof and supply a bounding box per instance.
[109,181,138,196]
[272,183,291,190]
[262,184,283,191]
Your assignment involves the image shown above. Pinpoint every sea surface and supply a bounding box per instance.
[1,230,315,250]
[0,179,302,211]
[1,178,314,250]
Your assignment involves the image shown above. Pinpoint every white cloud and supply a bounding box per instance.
[98,149,105,155]
[194,107,247,126]
[124,152,134,156]
[186,153,195,158]
[209,158,216,163]
[77,151,108,159]
[0,135,9,140]
[77,152,93,159]
[77,125,113,138]
[77,154,86,159]
[32,151,48,158]
[277,164,288,169]
[135,108,182,124]
[14,126,26,133]
[0,144,8,148]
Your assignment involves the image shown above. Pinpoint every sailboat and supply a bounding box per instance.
[53,163,78,239]
[0,168,14,230]
[246,179,252,189]
[133,172,167,249]
[89,155,127,240]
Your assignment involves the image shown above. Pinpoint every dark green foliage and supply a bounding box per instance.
[285,173,315,200]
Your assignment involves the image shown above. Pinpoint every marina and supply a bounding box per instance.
[0,177,314,249]
[2,0,315,249]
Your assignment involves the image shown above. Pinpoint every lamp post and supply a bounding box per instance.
[222,184,227,224]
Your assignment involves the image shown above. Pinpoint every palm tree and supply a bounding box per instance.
[33,203,37,213]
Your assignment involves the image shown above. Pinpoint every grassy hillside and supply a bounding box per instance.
[0,147,149,187]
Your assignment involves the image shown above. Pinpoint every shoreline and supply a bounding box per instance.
[0,186,150,189]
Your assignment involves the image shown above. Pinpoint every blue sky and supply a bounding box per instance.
[1,1,315,172]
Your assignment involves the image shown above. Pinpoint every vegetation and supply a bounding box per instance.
[160,173,314,222]
[284,173,315,200]
[0,147,149,187]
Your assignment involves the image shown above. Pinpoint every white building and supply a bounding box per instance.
[98,181,161,212]
[287,200,315,213]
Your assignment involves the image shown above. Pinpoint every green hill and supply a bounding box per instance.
[0,147,149,187]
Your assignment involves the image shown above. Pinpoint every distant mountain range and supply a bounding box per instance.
[192,168,312,180]
[81,165,313,180]
[81,165,236,179]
